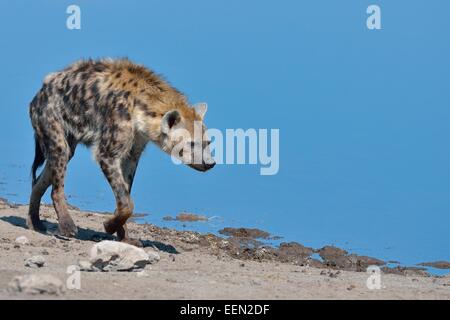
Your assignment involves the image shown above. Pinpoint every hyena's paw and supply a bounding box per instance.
[103,218,118,235]
[57,216,78,237]
[26,217,47,233]
[120,237,143,248]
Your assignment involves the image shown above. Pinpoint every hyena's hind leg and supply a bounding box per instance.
[27,163,52,232]
[33,118,78,237]
[49,147,78,237]
[27,135,77,232]
[27,136,77,236]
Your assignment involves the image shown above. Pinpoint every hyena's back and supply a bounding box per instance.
[29,59,188,160]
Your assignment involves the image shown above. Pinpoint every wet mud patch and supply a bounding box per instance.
[381,266,430,277]
[211,227,386,271]
[417,261,450,270]
[218,227,272,240]
[174,226,430,275]
[163,212,208,222]
[317,245,385,272]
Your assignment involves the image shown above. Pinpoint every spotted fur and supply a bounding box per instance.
[28,58,215,245]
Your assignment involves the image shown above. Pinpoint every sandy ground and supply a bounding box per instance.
[0,198,449,300]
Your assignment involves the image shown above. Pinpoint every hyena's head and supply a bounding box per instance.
[159,103,215,172]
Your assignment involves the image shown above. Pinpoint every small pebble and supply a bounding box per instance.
[25,255,46,268]
[15,236,29,245]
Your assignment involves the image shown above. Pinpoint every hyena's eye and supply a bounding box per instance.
[190,142,196,149]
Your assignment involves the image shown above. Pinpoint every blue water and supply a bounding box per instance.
[0,1,449,275]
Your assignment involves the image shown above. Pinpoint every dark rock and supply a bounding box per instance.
[417,261,450,270]
[318,245,384,272]
[219,227,271,239]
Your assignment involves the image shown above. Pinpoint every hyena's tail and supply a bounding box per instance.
[31,134,45,186]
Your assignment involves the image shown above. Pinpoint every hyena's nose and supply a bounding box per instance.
[205,161,216,170]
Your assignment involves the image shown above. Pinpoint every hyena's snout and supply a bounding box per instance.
[188,162,216,172]
[189,160,216,172]
[192,142,216,172]
[190,148,216,172]
[204,161,216,170]
[187,148,216,171]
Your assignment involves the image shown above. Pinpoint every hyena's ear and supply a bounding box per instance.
[161,110,181,134]
[194,102,208,120]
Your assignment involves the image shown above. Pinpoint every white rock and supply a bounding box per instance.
[25,255,46,268]
[8,274,64,295]
[78,260,92,271]
[146,249,161,264]
[89,240,158,272]
[15,236,29,245]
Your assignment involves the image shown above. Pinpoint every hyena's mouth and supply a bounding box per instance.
[188,162,216,172]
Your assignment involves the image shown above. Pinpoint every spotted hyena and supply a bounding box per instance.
[28,59,215,246]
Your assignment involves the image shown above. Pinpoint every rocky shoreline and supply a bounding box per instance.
[0,198,449,299]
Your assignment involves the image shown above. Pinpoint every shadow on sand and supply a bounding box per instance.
[0,215,179,254]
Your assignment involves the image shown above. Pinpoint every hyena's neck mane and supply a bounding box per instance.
[103,59,196,119]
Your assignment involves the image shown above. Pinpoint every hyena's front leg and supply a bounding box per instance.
[100,158,142,247]
[113,146,145,246]
[121,141,146,194]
